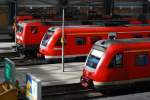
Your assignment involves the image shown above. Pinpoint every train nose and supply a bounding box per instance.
[83,69,92,77]
[40,48,45,53]
[80,76,94,88]
[16,34,23,44]
[80,76,89,88]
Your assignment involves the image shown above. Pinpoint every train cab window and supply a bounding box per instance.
[17,25,23,33]
[133,34,143,38]
[90,37,101,44]
[109,53,123,68]
[31,26,38,34]
[135,54,148,66]
[41,30,54,46]
[75,37,86,45]
[86,49,104,70]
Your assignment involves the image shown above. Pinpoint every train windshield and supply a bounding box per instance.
[86,49,104,70]
[41,29,54,46]
[17,25,23,33]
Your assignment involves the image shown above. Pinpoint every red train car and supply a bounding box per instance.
[39,25,150,61]
[16,20,50,56]
[80,38,150,90]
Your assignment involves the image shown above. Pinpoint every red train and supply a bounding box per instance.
[15,20,50,56]
[80,38,150,90]
[39,25,150,61]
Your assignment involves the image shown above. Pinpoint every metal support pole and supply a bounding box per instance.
[62,8,65,72]
[14,1,17,44]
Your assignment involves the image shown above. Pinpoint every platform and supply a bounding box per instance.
[0,42,15,49]
[0,42,17,59]
[0,62,84,86]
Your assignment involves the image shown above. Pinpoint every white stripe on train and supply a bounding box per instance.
[45,54,88,59]
[93,77,150,86]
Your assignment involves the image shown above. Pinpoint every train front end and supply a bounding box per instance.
[81,47,105,89]
[15,22,26,54]
[80,39,113,90]
[39,27,58,60]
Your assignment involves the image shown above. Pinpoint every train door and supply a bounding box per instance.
[63,34,74,56]
[108,52,128,81]
[127,51,150,80]
[54,34,70,57]
[29,26,39,45]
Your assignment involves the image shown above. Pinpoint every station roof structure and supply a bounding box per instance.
[5,0,104,7]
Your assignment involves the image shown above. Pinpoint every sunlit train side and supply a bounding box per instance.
[80,38,150,90]
[16,20,50,56]
[39,25,150,61]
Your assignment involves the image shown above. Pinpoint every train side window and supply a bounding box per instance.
[133,34,143,38]
[90,37,101,44]
[135,54,148,66]
[75,37,86,45]
[109,53,123,68]
[31,26,38,34]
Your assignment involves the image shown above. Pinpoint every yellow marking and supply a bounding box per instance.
[26,80,31,97]
[124,49,150,53]
[61,37,64,43]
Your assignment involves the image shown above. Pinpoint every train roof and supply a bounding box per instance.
[51,25,99,29]
[49,25,150,34]
[95,38,150,49]
[17,20,41,26]
[18,19,130,27]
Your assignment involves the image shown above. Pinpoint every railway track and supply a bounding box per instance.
[18,83,103,100]
[18,83,150,100]
[11,57,50,66]
[42,83,150,100]
[0,47,52,67]
[0,48,85,67]
[0,47,60,66]
[0,45,87,67]
[0,56,53,67]
[42,83,103,100]
[18,82,150,100]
